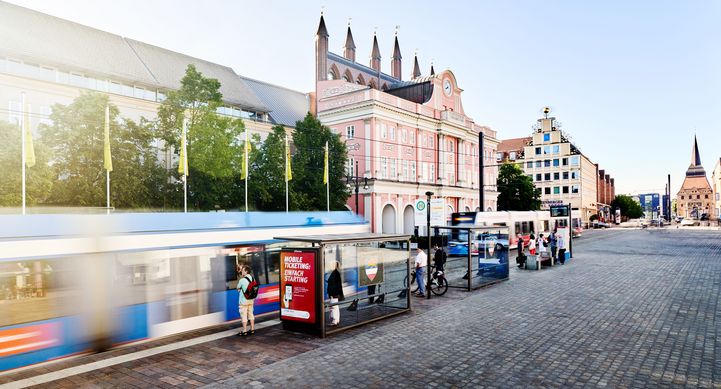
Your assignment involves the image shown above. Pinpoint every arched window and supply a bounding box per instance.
[356,74,365,85]
[368,79,377,89]
[381,83,388,91]
[327,70,336,80]
[327,64,340,81]
[342,69,353,82]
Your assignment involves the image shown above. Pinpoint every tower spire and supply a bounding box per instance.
[430,59,435,76]
[692,134,701,166]
[391,27,402,80]
[343,19,356,62]
[370,31,381,72]
[412,52,421,79]
[315,13,329,82]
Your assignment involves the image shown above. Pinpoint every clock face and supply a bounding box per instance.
[443,79,452,96]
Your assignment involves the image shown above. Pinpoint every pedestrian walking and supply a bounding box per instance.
[414,247,427,297]
[237,265,257,336]
[516,233,526,268]
[433,244,447,272]
[327,261,344,326]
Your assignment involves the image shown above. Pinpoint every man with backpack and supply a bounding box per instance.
[237,264,259,336]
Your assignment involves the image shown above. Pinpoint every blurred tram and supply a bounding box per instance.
[0,212,367,372]
[450,210,582,249]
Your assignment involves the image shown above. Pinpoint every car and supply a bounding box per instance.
[680,218,699,226]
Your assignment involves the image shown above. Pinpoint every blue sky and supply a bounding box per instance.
[8,0,721,196]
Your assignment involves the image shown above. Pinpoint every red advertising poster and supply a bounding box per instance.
[280,250,316,324]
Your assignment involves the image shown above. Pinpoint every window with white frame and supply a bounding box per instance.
[571,184,580,194]
[422,134,427,147]
[390,158,397,179]
[390,127,395,141]
[496,152,503,161]
[346,125,355,139]
[429,136,434,148]
[570,155,580,166]
[410,161,416,181]
[402,160,409,180]
[430,164,435,182]
[381,124,387,139]
[410,130,415,144]
[510,151,517,160]
[380,157,388,178]
[401,129,407,143]
[347,157,355,176]
[422,162,428,181]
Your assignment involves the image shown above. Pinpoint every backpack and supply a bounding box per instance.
[242,275,259,300]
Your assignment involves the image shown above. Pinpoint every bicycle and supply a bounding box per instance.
[404,265,448,296]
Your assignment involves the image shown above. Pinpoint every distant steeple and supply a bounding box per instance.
[315,13,329,82]
[430,61,435,76]
[343,21,356,62]
[686,135,707,177]
[391,30,402,80]
[412,53,421,79]
[691,135,701,166]
[370,33,381,72]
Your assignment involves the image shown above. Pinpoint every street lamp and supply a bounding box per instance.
[346,160,368,215]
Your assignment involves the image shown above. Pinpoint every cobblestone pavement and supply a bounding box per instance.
[209,229,721,388]
[3,228,720,388]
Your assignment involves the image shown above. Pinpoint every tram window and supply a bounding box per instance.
[0,258,81,327]
[543,221,549,232]
[529,222,535,233]
[514,222,521,234]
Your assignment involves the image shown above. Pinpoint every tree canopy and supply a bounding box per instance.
[496,162,540,211]
[290,113,349,211]
[611,194,644,220]
[0,120,54,207]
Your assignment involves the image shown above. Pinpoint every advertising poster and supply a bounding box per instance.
[358,253,384,286]
[280,250,317,324]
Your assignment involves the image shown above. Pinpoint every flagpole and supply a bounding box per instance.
[21,93,26,216]
[245,130,248,213]
[326,141,330,213]
[105,106,110,215]
[285,135,289,213]
[183,119,188,213]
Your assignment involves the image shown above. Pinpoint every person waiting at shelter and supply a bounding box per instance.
[528,233,537,255]
[327,261,344,326]
[414,247,427,297]
[556,232,566,264]
[549,229,558,260]
[537,233,547,254]
[515,233,526,268]
[237,265,256,336]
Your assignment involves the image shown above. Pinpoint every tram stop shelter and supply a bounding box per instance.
[273,233,411,337]
[434,226,510,291]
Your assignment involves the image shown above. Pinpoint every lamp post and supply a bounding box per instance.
[346,160,368,216]
[425,191,434,300]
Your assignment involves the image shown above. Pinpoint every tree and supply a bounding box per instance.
[252,125,288,211]
[156,64,246,211]
[0,120,54,207]
[496,162,540,211]
[39,92,166,208]
[611,194,644,221]
[290,113,349,211]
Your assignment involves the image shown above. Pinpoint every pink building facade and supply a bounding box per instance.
[314,16,499,233]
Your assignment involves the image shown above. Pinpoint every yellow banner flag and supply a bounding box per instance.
[241,131,250,180]
[323,141,329,185]
[178,120,187,176]
[23,103,35,168]
[104,105,113,172]
[285,136,292,181]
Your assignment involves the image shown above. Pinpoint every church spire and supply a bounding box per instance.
[315,13,329,82]
[316,14,329,37]
[391,29,402,80]
[370,32,381,72]
[692,135,701,166]
[343,21,356,62]
[430,61,435,76]
[412,53,421,79]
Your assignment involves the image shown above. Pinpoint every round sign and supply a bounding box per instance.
[416,201,426,211]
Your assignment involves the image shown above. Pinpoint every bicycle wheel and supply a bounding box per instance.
[431,277,448,296]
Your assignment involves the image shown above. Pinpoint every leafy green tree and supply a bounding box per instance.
[156,64,246,210]
[496,162,540,211]
[291,113,349,211]
[611,194,644,220]
[0,120,54,207]
[252,125,288,211]
[39,92,166,208]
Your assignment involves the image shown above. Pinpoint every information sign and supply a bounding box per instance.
[414,199,426,227]
[550,205,569,217]
[430,198,445,226]
[280,250,317,324]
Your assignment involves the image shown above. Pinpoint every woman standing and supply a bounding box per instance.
[327,261,344,326]
[528,233,537,255]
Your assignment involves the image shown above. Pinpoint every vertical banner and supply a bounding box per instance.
[280,249,317,324]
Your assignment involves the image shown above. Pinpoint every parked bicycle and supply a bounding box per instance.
[404,265,448,296]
